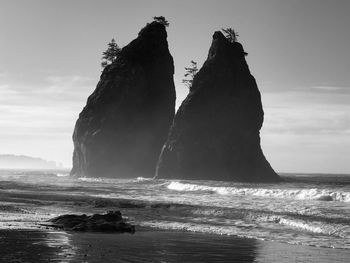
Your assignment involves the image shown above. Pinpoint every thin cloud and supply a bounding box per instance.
[0,74,95,106]
[263,107,350,135]
[310,85,350,93]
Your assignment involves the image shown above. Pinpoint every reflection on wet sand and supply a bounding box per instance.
[68,230,258,263]
[0,230,76,262]
[36,231,76,261]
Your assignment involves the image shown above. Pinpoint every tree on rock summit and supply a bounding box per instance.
[221,28,248,55]
[153,16,169,27]
[221,28,239,42]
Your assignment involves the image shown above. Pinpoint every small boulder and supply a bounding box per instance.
[48,211,135,233]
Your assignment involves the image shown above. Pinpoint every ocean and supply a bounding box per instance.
[0,170,349,253]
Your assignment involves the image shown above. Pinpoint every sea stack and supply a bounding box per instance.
[71,21,176,178]
[156,31,280,182]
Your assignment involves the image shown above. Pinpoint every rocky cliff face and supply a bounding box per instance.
[71,22,176,178]
[156,31,279,182]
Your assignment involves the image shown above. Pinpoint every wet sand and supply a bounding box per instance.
[0,230,73,262]
[1,228,350,263]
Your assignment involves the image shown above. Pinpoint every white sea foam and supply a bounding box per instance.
[191,208,227,217]
[78,177,103,182]
[167,182,350,202]
[136,177,154,182]
[139,220,249,237]
[56,173,69,177]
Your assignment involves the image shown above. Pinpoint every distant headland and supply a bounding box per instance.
[0,154,63,170]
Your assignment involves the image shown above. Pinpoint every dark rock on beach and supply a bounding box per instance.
[156,31,280,182]
[71,21,176,178]
[48,211,135,233]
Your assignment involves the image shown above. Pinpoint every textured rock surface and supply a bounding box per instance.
[71,22,176,178]
[48,211,135,233]
[156,31,280,182]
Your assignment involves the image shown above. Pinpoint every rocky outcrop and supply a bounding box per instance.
[71,21,176,178]
[48,211,135,233]
[156,31,280,182]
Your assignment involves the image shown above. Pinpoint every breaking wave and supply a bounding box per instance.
[167,182,350,202]
[248,214,350,238]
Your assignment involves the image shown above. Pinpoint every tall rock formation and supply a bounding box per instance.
[156,31,280,182]
[71,22,176,178]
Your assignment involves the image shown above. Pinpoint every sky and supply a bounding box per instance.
[0,0,349,173]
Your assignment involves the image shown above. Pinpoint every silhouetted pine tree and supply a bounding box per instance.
[222,28,239,42]
[101,38,121,68]
[182,60,198,89]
